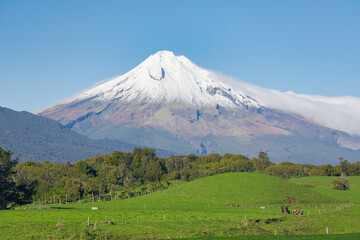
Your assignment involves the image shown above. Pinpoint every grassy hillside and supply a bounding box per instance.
[0,173,358,239]
[289,176,360,203]
[151,172,339,206]
[284,176,360,235]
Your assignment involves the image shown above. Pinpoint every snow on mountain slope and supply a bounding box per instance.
[66,51,260,109]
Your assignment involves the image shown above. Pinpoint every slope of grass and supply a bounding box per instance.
[0,173,358,239]
[283,176,360,235]
[289,176,360,203]
[151,172,339,206]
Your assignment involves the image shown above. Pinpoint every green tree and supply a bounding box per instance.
[165,155,184,173]
[145,160,163,182]
[253,151,271,172]
[0,148,18,209]
[103,155,120,166]
[74,161,96,177]
[308,168,327,176]
[131,154,141,179]
[339,157,351,175]
[0,148,34,209]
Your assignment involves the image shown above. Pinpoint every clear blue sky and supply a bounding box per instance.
[1,0,359,112]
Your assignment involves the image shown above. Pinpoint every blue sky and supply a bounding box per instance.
[0,0,359,112]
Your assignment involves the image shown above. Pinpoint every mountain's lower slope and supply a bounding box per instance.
[0,106,172,163]
[42,100,360,164]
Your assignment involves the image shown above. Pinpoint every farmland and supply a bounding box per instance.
[1,172,360,239]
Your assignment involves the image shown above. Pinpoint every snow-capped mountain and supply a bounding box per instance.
[40,51,360,164]
[65,50,260,109]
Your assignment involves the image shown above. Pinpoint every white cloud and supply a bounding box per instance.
[215,72,360,136]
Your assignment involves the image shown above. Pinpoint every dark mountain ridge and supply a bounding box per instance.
[0,106,173,163]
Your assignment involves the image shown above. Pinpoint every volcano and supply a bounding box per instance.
[40,51,360,164]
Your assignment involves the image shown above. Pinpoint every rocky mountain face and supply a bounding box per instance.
[0,106,172,163]
[39,51,360,164]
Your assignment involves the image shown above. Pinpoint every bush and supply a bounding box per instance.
[332,173,350,190]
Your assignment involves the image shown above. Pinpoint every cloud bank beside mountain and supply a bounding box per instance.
[218,73,360,136]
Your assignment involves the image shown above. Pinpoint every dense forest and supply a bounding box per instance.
[2,147,360,208]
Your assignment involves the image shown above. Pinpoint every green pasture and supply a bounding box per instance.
[1,172,359,239]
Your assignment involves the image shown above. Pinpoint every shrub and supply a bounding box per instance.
[332,173,350,190]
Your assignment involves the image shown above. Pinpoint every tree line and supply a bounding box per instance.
[1,146,359,209]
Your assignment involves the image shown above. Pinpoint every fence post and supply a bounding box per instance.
[88,217,90,226]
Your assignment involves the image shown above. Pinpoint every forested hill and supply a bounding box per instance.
[0,106,173,163]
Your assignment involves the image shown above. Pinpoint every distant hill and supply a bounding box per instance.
[0,106,173,163]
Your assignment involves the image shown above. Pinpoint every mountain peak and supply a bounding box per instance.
[151,50,176,58]
[142,50,191,73]
[145,50,181,66]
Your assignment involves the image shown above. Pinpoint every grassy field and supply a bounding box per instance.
[1,172,359,239]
